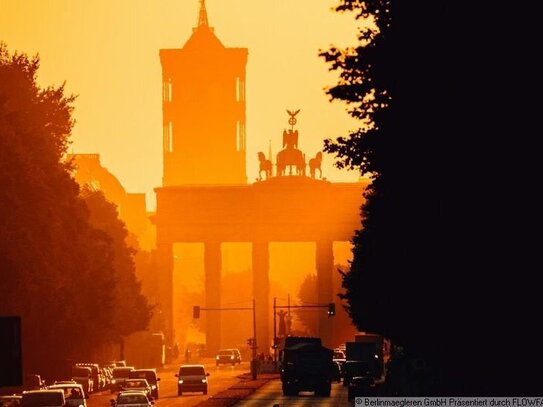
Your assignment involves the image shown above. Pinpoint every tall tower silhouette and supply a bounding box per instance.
[160,0,248,185]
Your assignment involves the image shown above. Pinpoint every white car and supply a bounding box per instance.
[111,392,153,407]
[47,383,87,407]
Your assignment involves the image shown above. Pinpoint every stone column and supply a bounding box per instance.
[156,241,174,350]
[252,241,270,354]
[204,241,221,355]
[316,240,334,347]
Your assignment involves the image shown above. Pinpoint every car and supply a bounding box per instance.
[110,391,153,407]
[333,350,346,360]
[110,367,135,394]
[71,366,93,395]
[331,361,342,383]
[47,384,88,407]
[348,376,376,400]
[120,380,151,397]
[75,364,104,391]
[215,349,241,366]
[342,361,370,387]
[52,381,76,385]
[128,370,160,399]
[175,365,209,396]
[0,395,22,407]
[21,390,65,407]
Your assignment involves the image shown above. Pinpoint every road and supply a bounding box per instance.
[88,359,249,407]
[235,379,351,407]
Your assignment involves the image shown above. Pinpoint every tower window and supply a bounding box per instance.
[236,121,240,151]
[236,77,240,102]
[168,79,173,102]
[169,121,174,152]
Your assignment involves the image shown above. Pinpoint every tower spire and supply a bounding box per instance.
[198,0,209,27]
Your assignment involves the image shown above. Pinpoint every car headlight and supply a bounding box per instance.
[216,356,219,360]
[178,380,183,384]
[230,356,234,359]
[111,379,116,384]
[201,379,207,383]
[151,385,156,389]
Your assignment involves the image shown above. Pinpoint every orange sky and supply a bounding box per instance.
[1,0,363,209]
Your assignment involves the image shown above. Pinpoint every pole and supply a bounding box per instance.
[273,297,277,371]
[251,298,257,380]
[287,294,291,335]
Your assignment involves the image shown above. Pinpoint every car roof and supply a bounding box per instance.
[0,396,22,399]
[179,364,204,368]
[48,384,83,389]
[117,391,148,396]
[22,390,63,395]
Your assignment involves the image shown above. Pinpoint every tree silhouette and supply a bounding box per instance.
[0,44,151,376]
[318,0,469,394]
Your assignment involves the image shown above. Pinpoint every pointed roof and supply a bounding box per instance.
[198,0,209,27]
[182,0,224,50]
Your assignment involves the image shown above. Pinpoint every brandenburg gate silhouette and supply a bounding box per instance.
[153,0,366,353]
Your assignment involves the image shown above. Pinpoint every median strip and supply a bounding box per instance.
[194,373,280,407]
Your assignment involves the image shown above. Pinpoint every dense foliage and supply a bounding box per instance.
[0,44,151,376]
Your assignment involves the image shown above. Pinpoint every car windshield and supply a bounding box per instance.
[345,362,369,375]
[179,366,204,375]
[1,399,21,407]
[116,395,147,405]
[124,381,147,388]
[333,351,345,359]
[48,388,82,399]
[71,368,89,377]
[129,372,155,383]
[218,351,232,356]
[22,393,63,407]
[113,369,133,378]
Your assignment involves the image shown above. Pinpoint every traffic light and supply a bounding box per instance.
[193,306,200,319]
[327,303,336,316]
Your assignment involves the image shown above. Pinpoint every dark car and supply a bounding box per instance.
[215,349,241,366]
[175,365,209,396]
[110,367,135,394]
[331,361,342,383]
[348,376,376,400]
[21,390,64,407]
[129,370,160,399]
[342,361,370,387]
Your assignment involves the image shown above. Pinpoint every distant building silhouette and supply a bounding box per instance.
[68,154,155,250]
[160,0,248,185]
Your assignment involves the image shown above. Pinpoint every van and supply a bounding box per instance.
[174,365,209,396]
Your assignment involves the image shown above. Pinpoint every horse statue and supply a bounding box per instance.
[309,152,322,178]
[258,151,272,180]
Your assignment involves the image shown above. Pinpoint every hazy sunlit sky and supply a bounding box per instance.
[1,0,363,209]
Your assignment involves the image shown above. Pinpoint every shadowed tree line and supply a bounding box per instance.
[321,0,537,395]
[0,44,151,376]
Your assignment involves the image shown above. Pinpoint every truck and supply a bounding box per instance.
[123,331,165,368]
[279,337,335,397]
[346,332,385,380]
